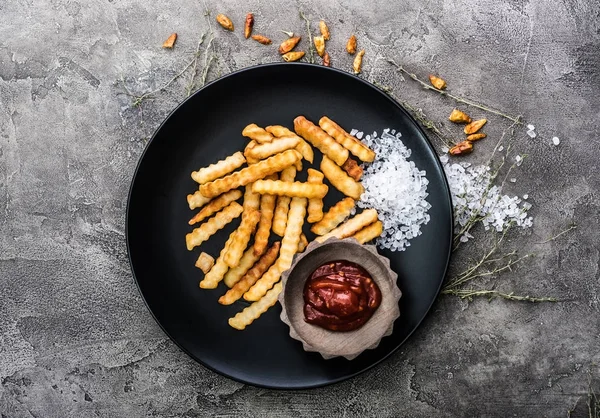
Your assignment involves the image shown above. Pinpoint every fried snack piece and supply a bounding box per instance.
[252,180,328,199]
[216,14,234,31]
[279,36,301,54]
[282,51,305,62]
[219,242,280,305]
[162,33,177,49]
[346,35,357,54]
[265,125,314,163]
[200,149,301,198]
[294,116,349,166]
[245,197,306,301]
[311,197,355,235]
[314,36,325,57]
[189,189,242,225]
[191,151,246,185]
[242,180,261,211]
[244,13,254,38]
[315,209,379,242]
[242,123,274,144]
[229,282,283,330]
[353,50,365,74]
[319,116,375,163]
[199,231,236,289]
[223,246,261,288]
[352,220,383,244]
[195,252,215,274]
[464,119,487,135]
[223,209,260,268]
[245,136,300,161]
[252,34,272,45]
[319,20,330,40]
[185,201,243,250]
[449,140,473,156]
[243,140,259,164]
[253,175,278,256]
[307,168,324,223]
[342,158,363,181]
[429,75,447,90]
[323,52,331,67]
[466,133,486,141]
[187,189,212,210]
[320,155,364,200]
[298,233,308,252]
[271,166,296,236]
[449,108,471,124]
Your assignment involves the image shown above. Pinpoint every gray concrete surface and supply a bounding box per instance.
[1,0,599,416]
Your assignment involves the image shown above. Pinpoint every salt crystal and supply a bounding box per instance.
[350,129,358,136]
[498,145,504,151]
[523,194,528,199]
[356,131,364,139]
[552,136,560,145]
[527,130,537,138]
[527,124,535,131]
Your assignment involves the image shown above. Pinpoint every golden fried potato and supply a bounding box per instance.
[271,165,296,236]
[245,197,306,301]
[242,123,274,144]
[224,209,260,268]
[252,180,328,199]
[199,231,236,289]
[342,158,363,181]
[265,125,314,163]
[319,117,375,163]
[294,116,348,166]
[245,136,300,161]
[219,242,280,305]
[307,168,324,223]
[191,151,246,185]
[311,197,355,235]
[352,220,383,244]
[200,149,302,198]
[185,201,243,250]
[195,252,215,274]
[223,246,261,288]
[464,119,487,135]
[316,208,379,242]
[187,189,212,210]
[253,175,278,256]
[449,108,471,124]
[189,190,242,225]
[320,155,364,200]
[298,233,308,252]
[229,282,283,330]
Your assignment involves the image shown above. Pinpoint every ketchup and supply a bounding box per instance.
[303,260,382,332]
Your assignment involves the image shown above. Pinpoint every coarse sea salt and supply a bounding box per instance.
[355,129,431,251]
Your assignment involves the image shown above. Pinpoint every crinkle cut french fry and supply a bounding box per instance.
[271,165,297,236]
[245,197,306,301]
[315,208,379,243]
[242,123,274,144]
[298,233,308,252]
[224,209,261,268]
[200,150,301,198]
[253,174,278,256]
[199,231,236,289]
[195,252,215,274]
[189,190,242,225]
[187,189,212,210]
[219,242,280,305]
[352,220,383,244]
[310,197,355,236]
[191,151,246,184]
[185,201,243,251]
[320,155,364,200]
[245,136,300,161]
[229,282,283,330]
[223,246,261,288]
[293,116,348,166]
[342,158,363,182]
[266,125,314,163]
[307,168,324,223]
[319,116,376,163]
[252,180,328,199]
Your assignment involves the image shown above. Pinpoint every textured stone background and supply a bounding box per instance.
[1,0,599,416]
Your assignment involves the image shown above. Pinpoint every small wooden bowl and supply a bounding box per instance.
[279,237,401,360]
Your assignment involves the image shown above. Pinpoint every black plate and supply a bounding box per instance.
[126,63,453,389]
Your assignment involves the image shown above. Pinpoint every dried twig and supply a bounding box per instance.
[387,59,523,124]
[441,288,558,303]
[537,224,577,245]
[299,10,316,63]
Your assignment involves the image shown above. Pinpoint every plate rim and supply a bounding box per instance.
[125,62,454,390]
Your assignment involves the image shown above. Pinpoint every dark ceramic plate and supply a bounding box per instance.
[126,63,453,389]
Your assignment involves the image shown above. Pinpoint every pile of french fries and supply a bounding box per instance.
[185,115,384,330]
